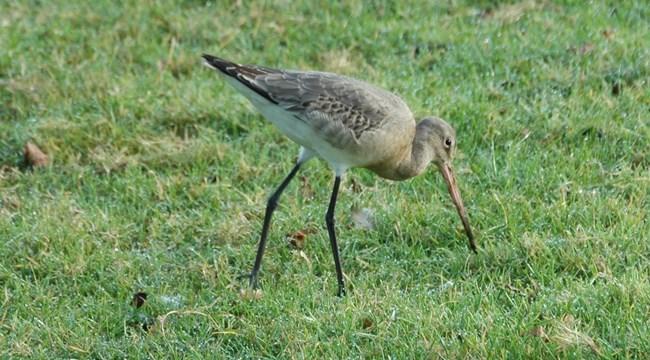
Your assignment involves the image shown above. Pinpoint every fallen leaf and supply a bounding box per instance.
[351,207,375,230]
[287,230,307,249]
[24,142,49,167]
[131,292,148,308]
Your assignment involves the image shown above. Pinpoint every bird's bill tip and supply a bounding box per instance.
[439,163,477,252]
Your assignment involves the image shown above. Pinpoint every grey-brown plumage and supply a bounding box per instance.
[202,54,476,297]
[203,54,414,170]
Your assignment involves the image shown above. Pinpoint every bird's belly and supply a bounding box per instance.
[253,102,317,145]
[253,102,369,171]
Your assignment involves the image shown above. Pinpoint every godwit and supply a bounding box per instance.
[203,54,476,296]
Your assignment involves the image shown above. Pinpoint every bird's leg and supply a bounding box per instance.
[247,162,302,290]
[325,176,345,297]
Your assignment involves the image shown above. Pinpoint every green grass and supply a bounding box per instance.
[1,0,649,357]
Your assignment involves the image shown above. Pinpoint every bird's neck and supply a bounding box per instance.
[371,124,434,181]
[397,127,435,179]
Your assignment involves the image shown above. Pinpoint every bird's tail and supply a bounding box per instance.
[201,54,279,104]
[202,54,236,74]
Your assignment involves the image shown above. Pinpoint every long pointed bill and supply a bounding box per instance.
[439,163,477,253]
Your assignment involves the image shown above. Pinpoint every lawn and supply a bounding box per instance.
[1,0,649,358]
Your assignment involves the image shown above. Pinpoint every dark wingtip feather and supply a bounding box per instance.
[201,54,278,104]
[202,54,235,73]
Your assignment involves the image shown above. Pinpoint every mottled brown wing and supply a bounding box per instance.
[203,55,411,149]
[254,71,411,148]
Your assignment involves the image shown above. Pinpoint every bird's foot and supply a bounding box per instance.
[238,272,263,300]
[236,272,260,290]
[337,284,346,297]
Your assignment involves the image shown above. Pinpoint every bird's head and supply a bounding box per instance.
[418,116,477,253]
[418,116,457,166]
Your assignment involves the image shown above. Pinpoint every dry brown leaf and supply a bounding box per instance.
[24,142,49,167]
[287,230,307,250]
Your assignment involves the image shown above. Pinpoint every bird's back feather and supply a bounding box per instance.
[203,54,415,167]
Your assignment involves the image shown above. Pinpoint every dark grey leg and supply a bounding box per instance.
[248,162,302,289]
[325,176,345,297]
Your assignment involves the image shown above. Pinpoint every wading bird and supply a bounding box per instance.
[203,54,476,296]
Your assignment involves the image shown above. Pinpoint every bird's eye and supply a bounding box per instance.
[444,138,453,148]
